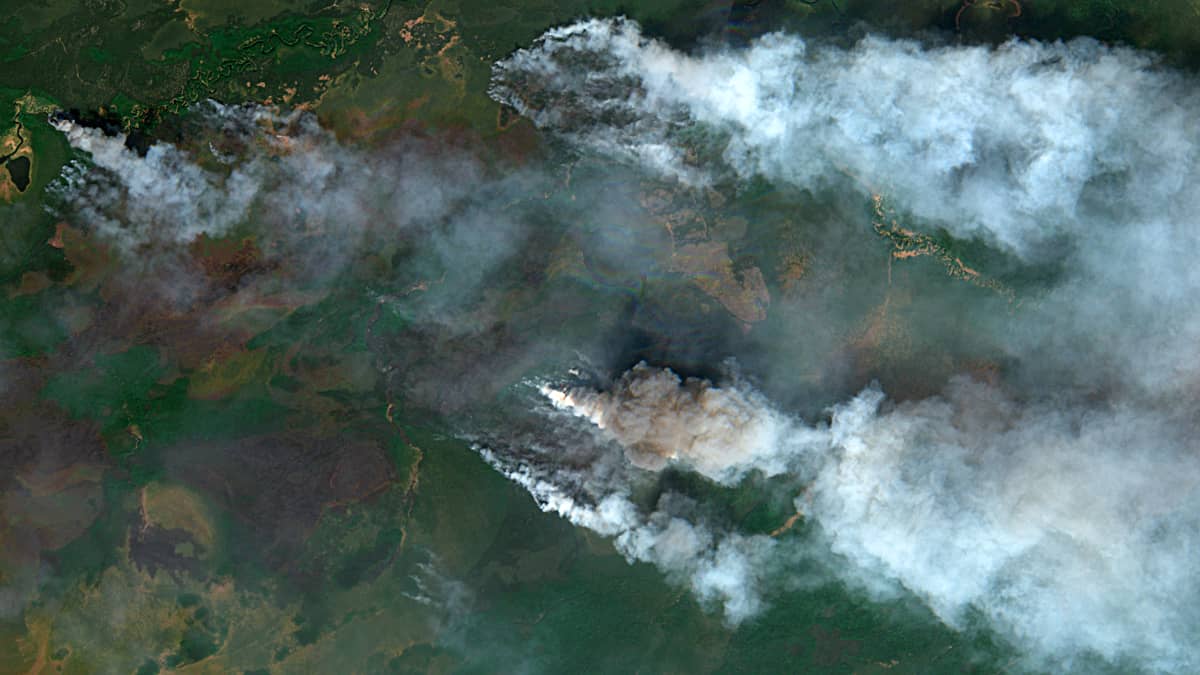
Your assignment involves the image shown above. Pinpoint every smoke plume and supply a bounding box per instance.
[488,363,1200,671]
[491,18,1200,258]
[39,17,1200,672]
[483,18,1200,673]
[538,363,815,483]
[478,390,781,625]
[48,102,537,313]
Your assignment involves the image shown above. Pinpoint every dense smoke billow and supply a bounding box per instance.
[478,376,784,625]
[482,18,1200,673]
[491,18,1199,258]
[539,363,812,482]
[488,363,1200,672]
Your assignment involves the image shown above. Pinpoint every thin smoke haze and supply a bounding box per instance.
[40,18,1200,672]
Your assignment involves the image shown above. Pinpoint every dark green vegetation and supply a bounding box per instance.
[2,0,1198,672]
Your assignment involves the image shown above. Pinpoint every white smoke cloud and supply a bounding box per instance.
[817,379,1200,670]
[491,18,1200,257]
[491,18,1200,391]
[485,19,1200,673]
[492,366,1200,671]
[50,107,264,248]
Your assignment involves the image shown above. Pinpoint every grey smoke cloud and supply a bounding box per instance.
[48,102,537,315]
[484,18,1200,673]
[478,395,779,625]
[45,101,579,424]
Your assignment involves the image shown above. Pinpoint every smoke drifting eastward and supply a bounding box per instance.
[483,18,1200,673]
[48,102,539,320]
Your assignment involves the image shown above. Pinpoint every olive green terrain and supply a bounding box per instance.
[1,1,1198,673]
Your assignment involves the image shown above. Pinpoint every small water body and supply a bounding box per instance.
[5,156,30,192]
